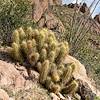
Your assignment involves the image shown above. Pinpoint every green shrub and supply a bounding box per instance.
[95,96,100,100]
[0,0,36,45]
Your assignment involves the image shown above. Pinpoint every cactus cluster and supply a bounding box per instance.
[7,27,78,95]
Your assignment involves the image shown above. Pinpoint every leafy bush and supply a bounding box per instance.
[95,96,100,100]
[0,0,36,45]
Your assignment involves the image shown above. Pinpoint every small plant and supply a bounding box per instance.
[95,96,100,100]
[7,27,78,95]
[0,0,36,45]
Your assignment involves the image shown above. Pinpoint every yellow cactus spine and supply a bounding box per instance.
[43,43,48,49]
[48,51,55,63]
[39,60,50,84]
[62,65,73,85]
[45,76,53,90]
[27,40,33,54]
[50,83,61,93]
[57,64,65,76]
[62,80,78,94]
[32,39,37,51]
[48,31,56,41]
[36,62,42,72]
[50,41,57,51]
[28,52,40,66]
[63,41,69,55]
[12,30,20,44]
[40,48,47,62]
[37,31,45,50]
[56,43,67,64]
[51,70,60,82]
[21,41,28,55]
[12,42,23,63]
[18,27,26,40]
[26,27,33,39]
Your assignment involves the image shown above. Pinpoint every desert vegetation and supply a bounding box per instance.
[0,0,100,99]
[51,0,100,89]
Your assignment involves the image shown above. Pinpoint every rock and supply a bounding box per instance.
[32,0,48,22]
[0,89,9,100]
[68,3,75,8]
[38,11,65,33]
[50,93,60,100]
[0,60,25,88]
[78,80,96,100]
[0,60,39,90]
[57,92,65,100]
[67,3,90,14]
[67,3,79,8]
[80,3,90,14]
[74,93,81,100]
[31,0,64,33]
[63,55,100,98]
[94,14,100,24]
[38,17,45,28]
[32,0,62,22]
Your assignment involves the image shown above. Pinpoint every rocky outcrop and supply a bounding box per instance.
[0,60,39,89]
[68,3,90,14]
[31,0,64,33]
[80,3,90,14]
[38,11,65,33]
[32,0,49,22]
[63,55,100,98]
[0,89,9,100]
[94,14,100,24]
[32,0,62,22]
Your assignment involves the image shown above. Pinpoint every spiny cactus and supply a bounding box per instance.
[26,27,34,40]
[12,43,23,63]
[50,63,60,82]
[45,76,53,90]
[40,48,47,62]
[50,83,61,93]
[39,60,50,84]
[62,80,78,94]
[62,64,73,85]
[12,30,20,44]
[28,52,40,66]
[8,27,79,95]
[48,51,55,63]
[18,27,26,41]
[36,62,42,72]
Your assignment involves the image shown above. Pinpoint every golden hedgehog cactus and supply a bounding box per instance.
[7,27,78,95]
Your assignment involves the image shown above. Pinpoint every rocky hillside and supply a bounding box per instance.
[0,0,100,100]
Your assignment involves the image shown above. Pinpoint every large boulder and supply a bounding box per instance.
[0,60,39,89]
[63,55,100,98]
[0,89,9,100]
